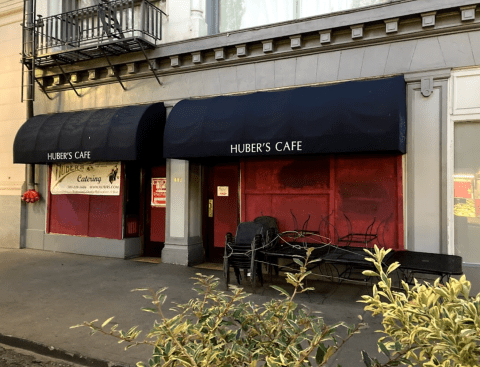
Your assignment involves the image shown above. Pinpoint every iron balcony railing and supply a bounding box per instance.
[34,0,165,66]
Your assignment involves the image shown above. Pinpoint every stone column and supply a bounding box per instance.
[162,159,204,265]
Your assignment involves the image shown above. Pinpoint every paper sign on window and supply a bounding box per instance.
[50,162,121,195]
[152,178,166,207]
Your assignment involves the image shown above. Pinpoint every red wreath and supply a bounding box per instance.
[21,189,41,203]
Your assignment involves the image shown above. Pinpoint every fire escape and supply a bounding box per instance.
[21,0,166,100]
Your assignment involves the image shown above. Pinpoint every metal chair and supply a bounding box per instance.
[253,216,279,250]
[253,216,280,276]
[224,222,265,290]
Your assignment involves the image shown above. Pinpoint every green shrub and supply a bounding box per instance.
[360,245,480,367]
[73,245,480,367]
[72,248,362,367]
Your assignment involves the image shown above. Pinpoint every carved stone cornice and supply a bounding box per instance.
[37,2,480,92]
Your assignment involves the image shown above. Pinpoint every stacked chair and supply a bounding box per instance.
[224,221,265,290]
[253,216,279,249]
[253,216,280,277]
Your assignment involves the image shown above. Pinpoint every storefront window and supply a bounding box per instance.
[219,0,390,33]
[241,154,403,250]
[454,122,480,264]
[48,162,124,240]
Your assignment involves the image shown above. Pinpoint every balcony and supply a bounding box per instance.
[33,0,165,67]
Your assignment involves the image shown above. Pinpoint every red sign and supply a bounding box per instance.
[152,178,166,207]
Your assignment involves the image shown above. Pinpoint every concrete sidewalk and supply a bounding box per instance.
[0,248,385,366]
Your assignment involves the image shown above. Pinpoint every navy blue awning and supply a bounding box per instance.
[14,103,166,164]
[163,76,406,158]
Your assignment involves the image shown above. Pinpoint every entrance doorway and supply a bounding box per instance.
[143,165,166,257]
[205,161,240,262]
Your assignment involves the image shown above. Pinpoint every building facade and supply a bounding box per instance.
[8,0,480,292]
[0,0,24,249]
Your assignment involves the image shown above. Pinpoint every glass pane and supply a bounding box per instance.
[219,0,295,33]
[300,0,390,18]
[219,0,392,32]
[299,0,349,17]
[454,122,480,264]
[77,0,96,10]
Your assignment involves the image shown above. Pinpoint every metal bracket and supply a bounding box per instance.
[53,57,81,97]
[136,39,162,86]
[101,47,126,90]
[34,78,53,100]
[421,76,434,97]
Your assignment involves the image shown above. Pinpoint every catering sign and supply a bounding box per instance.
[50,162,121,195]
[151,178,166,207]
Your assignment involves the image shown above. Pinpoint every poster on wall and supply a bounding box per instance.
[151,178,166,207]
[50,162,121,195]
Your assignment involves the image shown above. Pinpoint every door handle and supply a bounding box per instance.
[208,199,213,217]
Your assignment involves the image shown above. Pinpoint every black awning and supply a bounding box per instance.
[163,76,406,158]
[14,103,166,164]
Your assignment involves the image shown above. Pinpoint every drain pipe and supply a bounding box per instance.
[25,0,35,190]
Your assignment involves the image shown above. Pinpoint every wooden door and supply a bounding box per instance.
[205,162,240,262]
[144,165,166,257]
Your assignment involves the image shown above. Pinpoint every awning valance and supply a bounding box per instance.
[163,76,406,158]
[14,103,166,164]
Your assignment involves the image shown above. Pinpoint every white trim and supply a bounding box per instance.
[450,66,480,261]
[447,77,454,255]
[403,153,407,250]
[44,165,48,236]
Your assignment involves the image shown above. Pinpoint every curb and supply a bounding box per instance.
[0,333,131,367]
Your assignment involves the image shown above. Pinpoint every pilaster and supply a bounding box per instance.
[163,159,204,265]
[404,68,451,254]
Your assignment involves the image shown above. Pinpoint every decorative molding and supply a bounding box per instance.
[351,24,364,39]
[421,76,434,97]
[319,30,331,44]
[149,59,160,70]
[214,48,225,60]
[421,11,436,27]
[192,51,202,64]
[236,44,247,57]
[289,35,301,49]
[262,39,273,53]
[384,18,399,33]
[404,68,452,83]
[261,39,273,53]
[88,69,97,80]
[461,5,476,21]
[70,73,79,83]
[107,67,116,77]
[127,63,137,74]
[38,3,475,92]
[170,56,180,67]
[53,75,61,85]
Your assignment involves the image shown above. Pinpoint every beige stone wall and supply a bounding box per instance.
[0,0,25,196]
[0,0,24,248]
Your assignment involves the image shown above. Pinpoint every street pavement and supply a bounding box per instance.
[0,248,387,366]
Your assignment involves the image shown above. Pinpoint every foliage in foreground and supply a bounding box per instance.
[72,248,362,367]
[360,246,480,367]
[72,245,480,367]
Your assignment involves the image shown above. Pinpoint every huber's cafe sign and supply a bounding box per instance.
[47,150,92,161]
